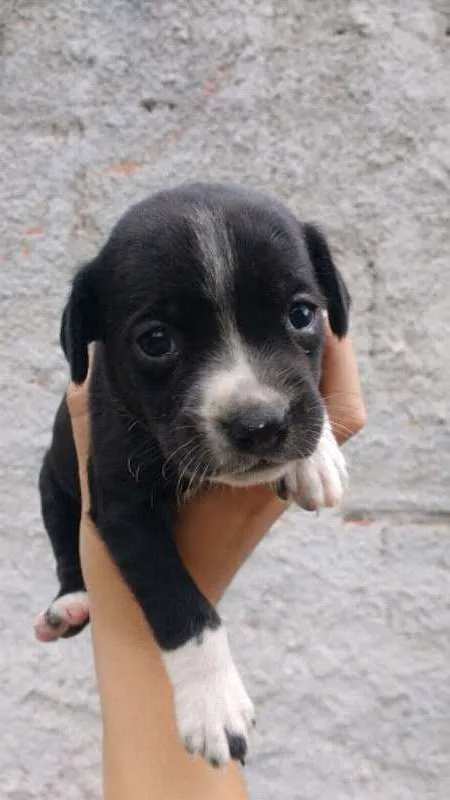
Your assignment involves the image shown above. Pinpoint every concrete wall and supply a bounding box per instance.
[1,1,449,797]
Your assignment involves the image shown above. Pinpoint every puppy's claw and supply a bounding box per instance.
[184,736,195,755]
[44,609,64,629]
[275,476,291,502]
[227,732,248,762]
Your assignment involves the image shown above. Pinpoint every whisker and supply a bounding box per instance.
[328,420,356,437]
[162,435,202,476]
[127,439,161,482]
[175,441,205,501]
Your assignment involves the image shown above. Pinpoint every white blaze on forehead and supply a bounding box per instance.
[189,206,235,301]
[188,207,286,425]
[200,332,284,420]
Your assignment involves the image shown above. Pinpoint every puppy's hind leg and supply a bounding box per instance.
[34,452,90,642]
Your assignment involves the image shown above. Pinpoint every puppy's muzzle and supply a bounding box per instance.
[219,405,289,456]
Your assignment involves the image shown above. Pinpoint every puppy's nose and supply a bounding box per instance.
[220,407,289,455]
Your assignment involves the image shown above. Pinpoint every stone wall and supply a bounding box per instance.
[1,1,449,797]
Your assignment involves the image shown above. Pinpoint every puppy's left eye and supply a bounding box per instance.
[135,323,176,359]
[288,301,317,331]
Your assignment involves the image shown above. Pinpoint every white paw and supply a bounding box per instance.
[283,414,348,510]
[162,625,255,767]
[34,590,90,642]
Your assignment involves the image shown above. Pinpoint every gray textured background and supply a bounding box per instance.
[1,1,449,797]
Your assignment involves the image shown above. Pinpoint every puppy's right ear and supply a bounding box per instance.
[60,259,101,384]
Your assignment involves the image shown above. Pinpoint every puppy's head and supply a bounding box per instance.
[61,183,350,486]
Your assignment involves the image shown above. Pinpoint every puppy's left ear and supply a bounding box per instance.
[303,223,351,338]
[60,258,101,384]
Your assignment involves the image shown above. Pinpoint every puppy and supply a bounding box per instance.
[35,182,350,767]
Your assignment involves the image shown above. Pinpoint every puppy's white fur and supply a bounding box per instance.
[284,413,348,509]
[162,625,255,766]
[190,206,234,302]
[199,331,287,473]
[200,334,284,416]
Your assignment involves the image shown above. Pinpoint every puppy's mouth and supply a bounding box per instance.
[236,458,277,474]
[209,457,292,488]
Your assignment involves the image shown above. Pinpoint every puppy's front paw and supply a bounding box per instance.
[283,415,348,511]
[163,626,255,768]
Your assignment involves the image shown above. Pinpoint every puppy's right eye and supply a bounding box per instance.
[135,323,176,360]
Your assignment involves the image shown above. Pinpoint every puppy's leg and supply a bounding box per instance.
[162,626,255,768]
[34,452,90,642]
[278,412,348,510]
[97,487,254,768]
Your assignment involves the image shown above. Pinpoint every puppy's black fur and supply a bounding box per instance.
[40,183,350,665]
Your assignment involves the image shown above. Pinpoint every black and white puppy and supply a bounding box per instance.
[35,182,350,767]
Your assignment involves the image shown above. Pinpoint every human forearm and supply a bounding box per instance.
[320,326,367,444]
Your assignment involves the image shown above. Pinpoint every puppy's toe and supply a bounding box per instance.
[34,591,90,642]
[319,449,348,507]
[294,461,326,510]
[288,414,348,511]
[163,625,255,768]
